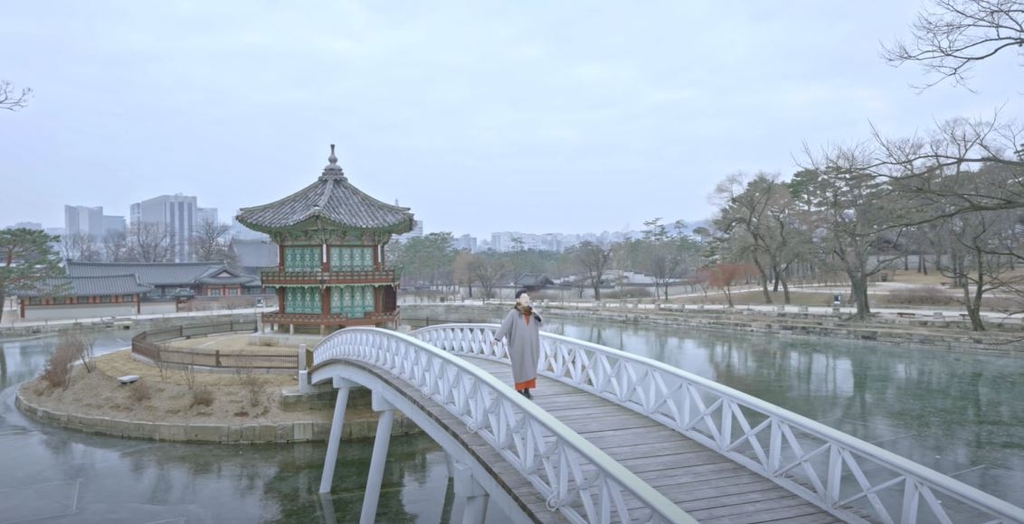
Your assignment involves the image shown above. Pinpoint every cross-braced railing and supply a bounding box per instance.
[412,323,1024,524]
[312,327,695,524]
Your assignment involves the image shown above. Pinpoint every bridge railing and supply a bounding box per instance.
[412,323,1024,524]
[312,327,695,524]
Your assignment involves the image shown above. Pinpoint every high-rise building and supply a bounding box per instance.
[102,215,126,235]
[197,207,218,226]
[66,205,127,241]
[131,194,199,262]
[64,205,104,238]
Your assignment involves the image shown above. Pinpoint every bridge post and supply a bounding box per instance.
[359,391,396,524]
[319,377,353,494]
[453,459,489,524]
[298,344,310,394]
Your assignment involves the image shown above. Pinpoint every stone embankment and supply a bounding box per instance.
[405,303,1024,355]
[15,384,416,444]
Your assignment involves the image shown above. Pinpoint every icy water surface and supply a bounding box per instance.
[2,319,1022,522]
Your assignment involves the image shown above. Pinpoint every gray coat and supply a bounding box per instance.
[494,307,542,386]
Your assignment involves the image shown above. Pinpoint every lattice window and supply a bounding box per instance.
[284,247,320,272]
[329,247,374,271]
[329,285,375,316]
[284,286,322,314]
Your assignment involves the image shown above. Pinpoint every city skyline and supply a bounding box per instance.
[9,195,706,242]
[3,2,1018,245]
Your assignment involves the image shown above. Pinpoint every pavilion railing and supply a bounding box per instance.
[312,327,696,524]
[412,323,1024,524]
[260,268,398,285]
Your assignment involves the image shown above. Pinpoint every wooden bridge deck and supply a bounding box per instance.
[465,356,845,524]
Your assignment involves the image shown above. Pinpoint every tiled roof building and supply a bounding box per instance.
[67,261,259,297]
[17,274,152,319]
[236,145,414,334]
[229,239,279,277]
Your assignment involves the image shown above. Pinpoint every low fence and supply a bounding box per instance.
[131,321,298,370]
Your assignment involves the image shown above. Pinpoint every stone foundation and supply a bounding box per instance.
[15,388,415,444]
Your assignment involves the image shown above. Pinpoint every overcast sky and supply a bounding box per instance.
[2,1,1019,239]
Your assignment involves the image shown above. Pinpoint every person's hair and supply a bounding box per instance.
[515,289,528,299]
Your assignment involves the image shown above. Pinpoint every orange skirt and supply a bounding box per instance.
[515,378,536,390]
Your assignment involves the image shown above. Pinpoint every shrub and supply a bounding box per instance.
[235,359,267,407]
[881,286,958,307]
[190,386,214,408]
[40,342,77,390]
[127,380,151,403]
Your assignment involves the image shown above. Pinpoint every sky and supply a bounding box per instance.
[1,1,1020,240]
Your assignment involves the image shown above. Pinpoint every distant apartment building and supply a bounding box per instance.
[64,205,125,239]
[6,221,43,230]
[453,234,477,252]
[102,215,126,235]
[130,194,217,262]
[197,207,218,226]
[64,205,103,238]
[490,231,547,252]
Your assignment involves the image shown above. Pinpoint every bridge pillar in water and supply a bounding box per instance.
[359,391,396,524]
[319,376,353,494]
[452,459,489,524]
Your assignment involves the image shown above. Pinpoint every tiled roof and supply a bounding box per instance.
[19,274,152,297]
[67,262,228,286]
[235,145,414,234]
[194,266,257,286]
[230,239,278,268]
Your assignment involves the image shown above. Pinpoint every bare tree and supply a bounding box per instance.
[60,232,102,262]
[190,218,234,264]
[930,207,1023,330]
[102,230,130,262]
[882,0,1024,90]
[0,80,31,111]
[127,223,174,263]
[702,263,755,308]
[800,143,910,320]
[873,115,1024,217]
[467,252,509,300]
[570,241,612,301]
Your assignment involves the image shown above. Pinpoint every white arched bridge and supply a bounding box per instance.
[306,324,1024,524]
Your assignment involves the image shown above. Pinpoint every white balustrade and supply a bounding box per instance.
[313,327,694,524]
[412,323,1024,524]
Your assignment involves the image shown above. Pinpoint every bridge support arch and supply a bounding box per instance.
[311,364,531,524]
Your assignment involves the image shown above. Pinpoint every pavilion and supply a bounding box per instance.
[236,145,414,334]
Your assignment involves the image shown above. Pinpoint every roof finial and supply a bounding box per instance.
[321,143,345,178]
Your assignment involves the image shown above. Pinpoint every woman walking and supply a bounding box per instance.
[493,289,542,399]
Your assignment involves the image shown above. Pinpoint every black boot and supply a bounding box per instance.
[523,388,532,399]
[518,389,527,397]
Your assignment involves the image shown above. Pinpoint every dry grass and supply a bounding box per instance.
[19,350,332,425]
[127,380,152,403]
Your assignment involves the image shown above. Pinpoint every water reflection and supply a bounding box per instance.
[3,320,1023,520]
[0,333,458,523]
[551,320,1024,507]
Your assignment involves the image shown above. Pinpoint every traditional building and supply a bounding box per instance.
[235,145,414,333]
[67,261,261,298]
[18,274,152,320]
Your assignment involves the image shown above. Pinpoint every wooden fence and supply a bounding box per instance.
[131,321,298,370]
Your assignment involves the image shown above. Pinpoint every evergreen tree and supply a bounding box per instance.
[0,228,65,323]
